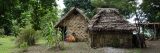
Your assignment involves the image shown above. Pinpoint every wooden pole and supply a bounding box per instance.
[153,24,157,40]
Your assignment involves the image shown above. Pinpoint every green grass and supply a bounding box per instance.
[0,36,15,53]
[128,48,141,53]
[0,35,50,53]
[37,37,47,44]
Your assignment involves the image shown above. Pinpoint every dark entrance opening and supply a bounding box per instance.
[61,26,67,41]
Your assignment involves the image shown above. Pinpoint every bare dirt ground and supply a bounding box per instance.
[23,42,103,53]
[22,40,160,53]
[23,45,51,53]
[141,40,160,53]
[22,42,138,53]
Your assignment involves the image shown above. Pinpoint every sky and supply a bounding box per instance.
[127,0,143,23]
[56,0,143,23]
[56,0,65,10]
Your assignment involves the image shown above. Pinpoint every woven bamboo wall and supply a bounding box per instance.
[90,31,133,48]
[62,13,89,41]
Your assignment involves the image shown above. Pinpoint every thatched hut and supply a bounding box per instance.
[88,8,136,48]
[55,7,89,42]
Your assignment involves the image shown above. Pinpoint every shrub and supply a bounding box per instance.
[12,25,22,37]
[19,42,28,48]
[49,42,68,51]
[16,26,38,48]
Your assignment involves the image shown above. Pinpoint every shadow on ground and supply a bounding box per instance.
[141,40,160,53]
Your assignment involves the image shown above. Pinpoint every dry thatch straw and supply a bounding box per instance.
[88,8,136,32]
[54,7,89,42]
[55,7,89,28]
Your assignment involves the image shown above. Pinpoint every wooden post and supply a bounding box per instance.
[142,25,145,36]
[153,24,157,40]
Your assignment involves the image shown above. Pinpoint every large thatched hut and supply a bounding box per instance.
[88,8,136,48]
[55,7,89,42]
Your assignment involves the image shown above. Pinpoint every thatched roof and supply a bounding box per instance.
[55,7,89,28]
[88,8,136,31]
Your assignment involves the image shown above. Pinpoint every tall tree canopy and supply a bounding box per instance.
[0,0,58,35]
[141,0,160,22]
[0,0,19,35]
[91,0,136,18]
[63,0,95,18]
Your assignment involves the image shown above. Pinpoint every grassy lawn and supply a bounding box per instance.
[0,35,48,53]
[0,36,48,53]
[0,36,15,53]
[37,37,47,45]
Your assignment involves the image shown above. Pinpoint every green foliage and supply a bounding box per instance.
[64,0,95,18]
[91,0,136,18]
[141,0,160,37]
[0,0,57,35]
[42,19,61,46]
[29,0,57,30]
[18,11,32,27]
[0,29,4,35]
[0,0,19,35]
[38,6,60,46]
[141,0,160,22]
[0,0,61,52]
[46,33,61,46]
[16,26,38,48]
[50,42,68,51]
[40,0,57,9]
[7,0,60,47]
[12,25,21,37]
[19,42,28,48]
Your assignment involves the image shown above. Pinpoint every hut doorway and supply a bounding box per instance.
[61,26,67,41]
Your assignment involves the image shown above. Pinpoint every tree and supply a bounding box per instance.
[63,0,95,18]
[141,0,160,40]
[91,0,136,18]
[0,0,19,35]
[30,0,57,30]
[0,0,58,35]
[141,0,160,22]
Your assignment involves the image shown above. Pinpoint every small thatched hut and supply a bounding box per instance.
[88,8,136,48]
[55,7,89,42]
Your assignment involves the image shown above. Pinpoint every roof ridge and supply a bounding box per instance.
[55,7,89,28]
[89,8,136,31]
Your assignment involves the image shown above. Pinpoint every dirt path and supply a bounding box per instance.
[142,40,160,53]
[22,40,160,53]
[23,42,103,53]
[23,45,51,53]
[54,42,103,53]
[23,42,138,53]
[98,47,140,53]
